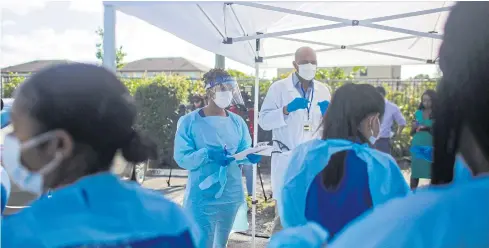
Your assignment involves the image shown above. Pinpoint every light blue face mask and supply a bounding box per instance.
[2,133,63,196]
[368,117,381,145]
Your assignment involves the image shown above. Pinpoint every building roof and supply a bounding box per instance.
[1,60,73,73]
[119,57,210,72]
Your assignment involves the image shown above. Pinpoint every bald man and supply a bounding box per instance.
[259,47,331,233]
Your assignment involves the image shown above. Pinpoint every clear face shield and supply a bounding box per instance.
[206,76,245,109]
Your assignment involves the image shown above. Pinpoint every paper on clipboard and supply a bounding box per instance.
[232,145,274,160]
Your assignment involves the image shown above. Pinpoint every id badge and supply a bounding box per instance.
[303,120,313,132]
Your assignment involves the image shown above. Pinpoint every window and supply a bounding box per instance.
[359,68,368,77]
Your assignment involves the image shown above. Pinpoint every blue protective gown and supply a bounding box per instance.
[279,139,410,231]
[1,109,11,129]
[174,109,253,248]
[330,175,489,248]
[1,173,200,248]
[1,167,11,214]
[268,221,329,248]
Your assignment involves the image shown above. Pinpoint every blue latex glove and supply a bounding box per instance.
[208,149,236,166]
[286,97,309,113]
[318,100,330,116]
[246,154,262,164]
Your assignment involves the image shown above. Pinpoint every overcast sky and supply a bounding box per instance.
[1,1,438,79]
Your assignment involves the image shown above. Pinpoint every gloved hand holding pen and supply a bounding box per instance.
[208,149,235,167]
[284,97,309,115]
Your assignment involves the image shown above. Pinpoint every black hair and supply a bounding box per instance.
[432,2,489,184]
[1,99,3,111]
[202,68,231,87]
[375,86,386,97]
[190,94,205,110]
[16,63,157,174]
[418,89,437,110]
[320,83,385,189]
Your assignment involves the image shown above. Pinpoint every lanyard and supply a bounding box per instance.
[300,84,314,120]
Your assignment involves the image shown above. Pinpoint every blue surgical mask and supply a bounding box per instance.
[2,133,63,196]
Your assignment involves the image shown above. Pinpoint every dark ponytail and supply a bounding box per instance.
[17,63,159,175]
[121,131,158,164]
[320,84,385,189]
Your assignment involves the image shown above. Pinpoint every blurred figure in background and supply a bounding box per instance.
[374,86,406,155]
[190,94,205,111]
[410,90,437,189]
[1,64,200,247]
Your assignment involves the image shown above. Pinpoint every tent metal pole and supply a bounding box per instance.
[264,36,427,63]
[349,47,427,62]
[275,35,416,49]
[103,3,116,72]
[197,4,226,40]
[251,36,261,248]
[228,4,257,58]
[230,2,449,42]
[362,23,442,39]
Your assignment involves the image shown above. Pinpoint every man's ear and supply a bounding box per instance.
[292,61,298,72]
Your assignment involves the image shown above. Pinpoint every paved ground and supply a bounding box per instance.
[5,162,428,248]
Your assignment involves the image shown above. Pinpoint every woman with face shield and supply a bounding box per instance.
[329,2,489,247]
[174,68,261,248]
[275,83,409,243]
[1,64,200,247]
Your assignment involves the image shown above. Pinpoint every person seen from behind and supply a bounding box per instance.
[1,63,200,247]
[329,2,489,247]
[275,83,409,243]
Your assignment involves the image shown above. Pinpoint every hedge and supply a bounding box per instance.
[1,70,438,167]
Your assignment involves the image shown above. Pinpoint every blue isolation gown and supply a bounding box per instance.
[279,139,410,235]
[1,109,11,129]
[174,109,253,248]
[1,167,11,214]
[1,173,200,248]
[268,221,329,248]
[330,175,489,248]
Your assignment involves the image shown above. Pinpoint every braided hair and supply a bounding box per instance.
[432,2,489,184]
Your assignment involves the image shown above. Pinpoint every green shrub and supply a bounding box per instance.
[133,74,198,167]
[2,74,26,98]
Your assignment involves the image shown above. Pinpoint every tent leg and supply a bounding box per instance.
[102,3,116,72]
[251,36,261,248]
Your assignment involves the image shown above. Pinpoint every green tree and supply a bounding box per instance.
[412,74,431,80]
[2,74,25,98]
[95,27,127,69]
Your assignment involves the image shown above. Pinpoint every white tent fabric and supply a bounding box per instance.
[107,1,453,68]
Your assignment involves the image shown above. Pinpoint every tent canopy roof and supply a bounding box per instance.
[106,1,453,68]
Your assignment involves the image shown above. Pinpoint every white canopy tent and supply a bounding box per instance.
[102,1,453,247]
